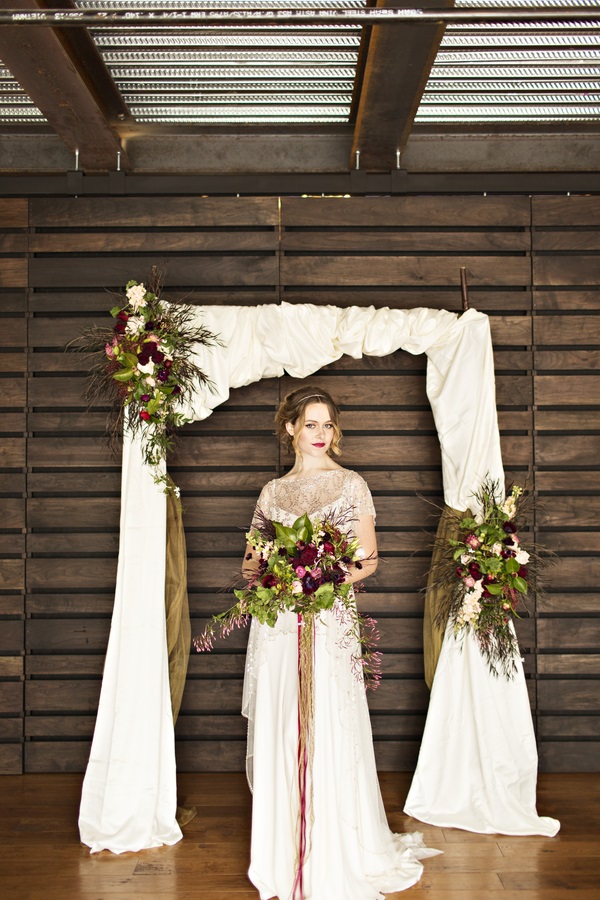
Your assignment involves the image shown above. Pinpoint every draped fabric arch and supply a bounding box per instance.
[79,303,555,855]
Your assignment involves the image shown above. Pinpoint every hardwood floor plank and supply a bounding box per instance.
[0,773,599,899]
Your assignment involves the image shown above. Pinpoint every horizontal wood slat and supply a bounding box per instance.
[281,256,531,287]
[281,196,531,227]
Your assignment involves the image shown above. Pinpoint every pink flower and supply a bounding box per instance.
[310,568,322,580]
[465,534,481,549]
[464,576,476,588]
[291,580,303,594]
[295,565,306,577]
[105,339,118,358]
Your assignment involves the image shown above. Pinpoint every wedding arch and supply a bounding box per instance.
[78,300,542,854]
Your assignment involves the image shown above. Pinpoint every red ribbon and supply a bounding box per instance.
[292,613,308,900]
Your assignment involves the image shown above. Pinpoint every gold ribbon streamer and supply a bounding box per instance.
[423,505,468,690]
[294,613,316,898]
[165,481,197,827]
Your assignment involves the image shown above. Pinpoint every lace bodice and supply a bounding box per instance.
[253,468,376,528]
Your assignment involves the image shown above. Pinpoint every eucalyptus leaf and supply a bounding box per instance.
[112,368,134,382]
[122,352,138,368]
[485,583,504,595]
[293,513,313,544]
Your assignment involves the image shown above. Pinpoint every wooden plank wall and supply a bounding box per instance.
[0,194,597,774]
[0,199,28,774]
[532,196,600,772]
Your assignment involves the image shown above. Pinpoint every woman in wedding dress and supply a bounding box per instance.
[242,386,440,900]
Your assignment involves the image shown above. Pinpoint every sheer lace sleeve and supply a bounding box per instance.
[347,471,376,522]
[251,480,274,527]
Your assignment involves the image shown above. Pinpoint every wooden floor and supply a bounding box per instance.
[0,772,599,899]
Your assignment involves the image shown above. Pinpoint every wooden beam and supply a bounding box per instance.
[351,0,454,171]
[0,0,129,172]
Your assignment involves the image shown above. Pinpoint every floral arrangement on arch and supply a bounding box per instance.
[69,275,219,490]
[433,479,549,678]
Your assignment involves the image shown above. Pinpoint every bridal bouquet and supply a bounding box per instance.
[68,276,218,489]
[439,481,538,678]
[194,509,381,687]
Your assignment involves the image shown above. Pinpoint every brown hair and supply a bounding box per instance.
[275,385,342,457]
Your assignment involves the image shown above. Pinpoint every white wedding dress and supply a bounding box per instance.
[242,469,441,900]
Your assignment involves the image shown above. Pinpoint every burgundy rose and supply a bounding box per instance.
[140,409,151,421]
[157,369,169,383]
[114,321,126,334]
[261,573,278,588]
[138,353,150,366]
[164,359,173,369]
[140,393,150,402]
[468,562,481,578]
[482,587,491,598]
[152,351,165,364]
[455,566,465,578]
[321,540,335,555]
[298,545,318,567]
[116,310,129,321]
[144,341,158,355]
[519,565,528,578]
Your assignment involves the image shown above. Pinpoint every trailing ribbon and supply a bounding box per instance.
[293,612,316,900]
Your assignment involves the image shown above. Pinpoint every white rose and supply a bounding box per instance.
[125,315,144,334]
[491,542,503,556]
[515,548,530,565]
[137,360,155,375]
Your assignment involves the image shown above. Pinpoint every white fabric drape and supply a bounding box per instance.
[181,303,501,512]
[80,302,553,853]
[404,625,560,836]
[79,425,182,853]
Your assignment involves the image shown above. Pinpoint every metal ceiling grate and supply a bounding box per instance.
[416,0,600,122]
[0,1,599,127]
[77,0,364,124]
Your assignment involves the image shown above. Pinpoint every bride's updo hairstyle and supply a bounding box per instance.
[275,385,342,457]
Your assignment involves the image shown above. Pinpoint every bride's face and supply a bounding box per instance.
[286,402,335,458]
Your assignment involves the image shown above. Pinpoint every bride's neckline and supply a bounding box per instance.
[279,468,346,483]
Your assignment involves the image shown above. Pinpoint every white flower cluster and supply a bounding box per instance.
[456,589,482,629]
[126,282,148,311]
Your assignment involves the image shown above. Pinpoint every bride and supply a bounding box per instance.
[242,385,440,900]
